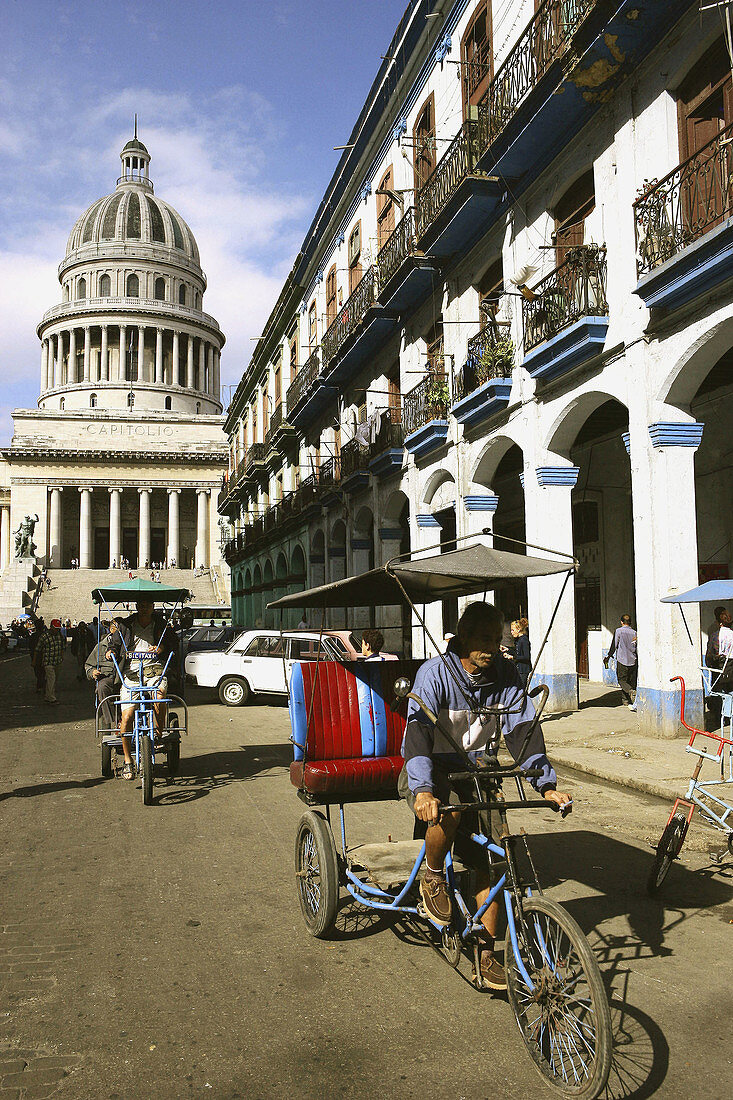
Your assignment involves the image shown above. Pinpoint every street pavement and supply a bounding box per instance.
[1,650,732,1099]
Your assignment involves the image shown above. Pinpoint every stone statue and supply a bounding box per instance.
[218,516,230,551]
[14,514,40,560]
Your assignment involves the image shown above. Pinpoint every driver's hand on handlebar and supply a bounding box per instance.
[91,669,103,680]
[543,789,573,817]
[414,791,441,825]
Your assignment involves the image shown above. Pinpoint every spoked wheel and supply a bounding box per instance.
[505,896,612,1099]
[295,811,339,938]
[141,734,154,806]
[647,813,688,895]
[101,741,113,779]
[728,831,733,858]
[167,715,180,779]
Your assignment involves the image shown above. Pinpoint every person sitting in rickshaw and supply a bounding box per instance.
[85,617,121,730]
[399,601,571,990]
[105,599,178,780]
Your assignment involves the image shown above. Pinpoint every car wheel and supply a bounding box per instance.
[218,676,250,707]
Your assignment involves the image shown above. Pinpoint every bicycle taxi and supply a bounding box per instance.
[647,579,733,893]
[91,577,190,804]
[269,540,613,1099]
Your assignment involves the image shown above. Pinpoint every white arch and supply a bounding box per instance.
[470,434,522,491]
[544,389,628,458]
[421,468,455,510]
[659,314,733,409]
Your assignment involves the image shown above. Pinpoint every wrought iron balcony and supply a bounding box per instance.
[415,120,485,240]
[522,246,607,353]
[340,438,370,479]
[321,267,379,365]
[377,207,417,288]
[477,0,596,149]
[244,443,267,475]
[403,372,449,438]
[454,322,513,403]
[369,406,404,457]
[292,473,320,513]
[634,120,733,277]
[286,348,321,412]
[318,457,340,493]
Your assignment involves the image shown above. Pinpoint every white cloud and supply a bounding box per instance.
[0,81,312,442]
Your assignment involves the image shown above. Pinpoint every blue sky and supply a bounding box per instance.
[0,0,407,442]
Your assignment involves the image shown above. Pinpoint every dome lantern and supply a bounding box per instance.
[118,115,152,191]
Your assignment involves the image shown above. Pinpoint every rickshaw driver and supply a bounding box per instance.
[105,599,178,779]
[400,601,572,990]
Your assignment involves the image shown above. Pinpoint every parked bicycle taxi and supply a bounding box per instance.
[90,578,190,805]
[647,579,733,894]
[269,538,613,1100]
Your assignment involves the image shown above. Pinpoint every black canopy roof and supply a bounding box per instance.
[268,543,574,611]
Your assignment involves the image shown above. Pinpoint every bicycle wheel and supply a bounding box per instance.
[101,741,113,779]
[505,895,612,1099]
[140,734,154,806]
[646,813,688,896]
[167,714,180,779]
[295,810,339,938]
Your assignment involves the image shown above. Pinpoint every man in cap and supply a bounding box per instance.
[35,619,65,705]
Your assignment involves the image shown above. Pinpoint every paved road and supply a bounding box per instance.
[1,651,732,1099]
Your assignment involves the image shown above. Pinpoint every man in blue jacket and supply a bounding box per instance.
[399,601,571,989]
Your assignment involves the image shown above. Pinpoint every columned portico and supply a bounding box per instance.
[199,340,206,392]
[83,326,91,383]
[155,328,163,384]
[109,488,122,567]
[100,325,109,381]
[138,488,151,567]
[118,325,127,383]
[195,489,209,568]
[79,487,93,569]
[49,487,63,567]
[167,488,180,564]
[68,328,77,385]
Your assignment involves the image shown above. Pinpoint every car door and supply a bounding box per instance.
[242,635,288,694]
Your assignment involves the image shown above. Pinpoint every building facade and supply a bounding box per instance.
[219,0,732,737]
[0,133,228,576]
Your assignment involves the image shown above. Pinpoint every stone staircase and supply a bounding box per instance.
[33,568,217,623]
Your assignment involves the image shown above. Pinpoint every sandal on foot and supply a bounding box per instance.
[121,762,135,780]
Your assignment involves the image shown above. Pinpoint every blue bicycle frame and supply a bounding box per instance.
[108,648,174,770]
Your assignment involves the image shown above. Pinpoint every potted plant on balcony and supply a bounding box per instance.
[635,178,675,269]
[424,374,449,414]
[477,335,514,384]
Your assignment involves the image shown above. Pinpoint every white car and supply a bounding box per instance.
[184,629,356,706]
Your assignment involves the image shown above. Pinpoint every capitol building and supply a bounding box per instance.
[0,131,228,580]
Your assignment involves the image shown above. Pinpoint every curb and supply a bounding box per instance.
[551,748,677,804]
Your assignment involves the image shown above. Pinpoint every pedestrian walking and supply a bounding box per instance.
[604,614,638,709]
[27,621,45,693]
[36,619,65,704]
[510,618,532,687]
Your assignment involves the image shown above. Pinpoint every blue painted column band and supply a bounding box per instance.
[535,466,580,487]
[464,494,499,512]
[379,528,403,541]
[416,514,441,528]
[648,422,704,449]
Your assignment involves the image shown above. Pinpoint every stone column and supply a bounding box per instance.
[167,489,180,565]
[118,324,127,382]
[83,326,91,383]
[212,347,220,404]
[137,325,145,382]
[49,487,63,568]
[630,414,705,736]
[207,344,215,396]
[138,488,151,568]
[198,340,206,392]
[524,466,579,713]
[172,331,180,387]
[68,328,77,385]
[109,488,122,567]
[195,489,209,568]
[100,325,109,381]
[155,328,163,384]
[79,488,93,569]
[47,335,56,391]
[186,335,195,389]
[40,339,49,392]
[55,332,65,388]
[0,506,10,573]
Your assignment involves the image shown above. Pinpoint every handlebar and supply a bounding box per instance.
[107,648,173,689]
[438,798,572,814]
[447,767,544,782]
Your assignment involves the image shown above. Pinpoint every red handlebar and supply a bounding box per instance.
[669,675,701,735]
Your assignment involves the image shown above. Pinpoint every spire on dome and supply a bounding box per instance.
[118,122,153,191]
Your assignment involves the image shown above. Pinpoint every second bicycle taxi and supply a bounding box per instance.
[269,538,613,1100]
[90,578,190,804]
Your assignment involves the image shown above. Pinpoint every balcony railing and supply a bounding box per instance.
[318,457,340,490]
[245,443,266,473]
[264,403,285,452]
[292,473,320,512]
[377,207,417,288]
[369,406,404,456]
[522,245,607,352]
[477,0,596,148]
[415,121,484,239]
[286,348,320,411]
[454,322,513,403]
[340,438,370,478]
[466,37,491,99]
[634,120,733,276]
[403,372,449,437]
[321,267,379,365]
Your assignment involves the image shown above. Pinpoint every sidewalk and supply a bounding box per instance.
[543,680,696,803]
